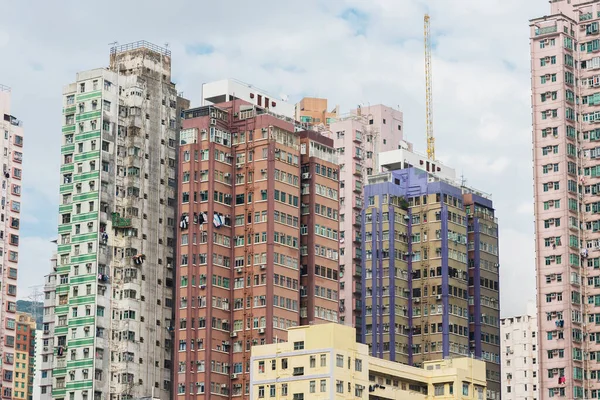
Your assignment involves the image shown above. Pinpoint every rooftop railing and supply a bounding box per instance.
[110,40,171,57]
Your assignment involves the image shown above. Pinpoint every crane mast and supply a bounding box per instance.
[424,14,435,160]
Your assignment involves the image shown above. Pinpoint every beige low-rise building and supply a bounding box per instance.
[250,323,486,400]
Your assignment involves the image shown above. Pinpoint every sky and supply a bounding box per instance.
[0,0,547,316]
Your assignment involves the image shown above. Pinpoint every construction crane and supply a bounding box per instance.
[424,14,435,160]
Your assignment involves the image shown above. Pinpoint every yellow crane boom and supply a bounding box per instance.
[424,14,435,160]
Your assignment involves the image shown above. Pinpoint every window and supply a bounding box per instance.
[463,383,469,396]
[309,381,315,393]
[336,354,344,367]
[320,354,327,367]
[434,384,444,396]
[293,341,304,350]
[320,380,326,392]
[355,359,362,371]
[336,380,344,393]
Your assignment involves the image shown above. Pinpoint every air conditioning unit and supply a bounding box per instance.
[230,331,238,338]
[302,173,311,179]
[236,268,243,274]
[414,298,421,303]
[43,346,49,352]
[210,112,216,118]
[231,373,238,379]
[236,164,243,169]
[436,294,442,300]
[200,285,206,290]
[210,118,217,125]
[260,265,266,270]
[258,328,265,334]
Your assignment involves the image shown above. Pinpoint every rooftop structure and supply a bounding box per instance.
[202,79,296,120]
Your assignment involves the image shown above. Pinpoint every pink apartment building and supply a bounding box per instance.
[531,1,600,398]
[328,104,403,340]
[0,84,24,399]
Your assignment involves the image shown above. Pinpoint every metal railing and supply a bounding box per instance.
[0,84,10,92]
[110,40,171,57]
[535,25,558,36]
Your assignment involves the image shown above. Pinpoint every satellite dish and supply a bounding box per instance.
[280,94,288,102]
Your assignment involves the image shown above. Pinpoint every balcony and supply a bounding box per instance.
[111,212,132,228]
[353,266,362,277]
[535,25,558,36]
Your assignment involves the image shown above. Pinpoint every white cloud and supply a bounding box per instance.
[0,0,548,316]
[498,228,536,318]
[17,236,55,300]
[516,202,534,215]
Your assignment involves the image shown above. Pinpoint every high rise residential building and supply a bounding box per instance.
[295,97,339,127]
[202,79,295,120]
[45,41,189,400]
[530,1,600,398]
[174,100,339,398]
[328,105,403,339]
[0,84,25,400]
[501,301,539,400]
[34,328,43,400]
[361,150,500,400]
[14,312,36,400]
[249,323,488,400]
[40,240,58,398]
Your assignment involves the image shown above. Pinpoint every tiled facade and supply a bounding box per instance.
[361,166,500,400]
[328,105,403,339]
[43,41,189,400]
[250,323,487,400]
[530,1,600,397]
[14,313,35,400]
[173,102,339,398]
[0,84,24,400]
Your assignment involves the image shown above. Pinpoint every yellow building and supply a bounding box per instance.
[15,312,36,400]
[250,323,486,400]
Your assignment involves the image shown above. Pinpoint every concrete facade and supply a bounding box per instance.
[250,323,487,400]
[42,41,189,400]
[173,102,339,399]
[361,160,500,400]
[501,302,539,400]
[530,1,600,398]
[202,79,295,120]
[0,84,25,400]
[328,105,403,339]
[295,97,339,128]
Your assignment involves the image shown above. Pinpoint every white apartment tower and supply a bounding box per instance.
[501,302,540,400]
[0,84,25,399]
[41,41,188,400]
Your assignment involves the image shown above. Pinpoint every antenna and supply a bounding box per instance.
[27,285,44,329]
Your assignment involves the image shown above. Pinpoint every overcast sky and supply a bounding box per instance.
[0,0,547,316]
